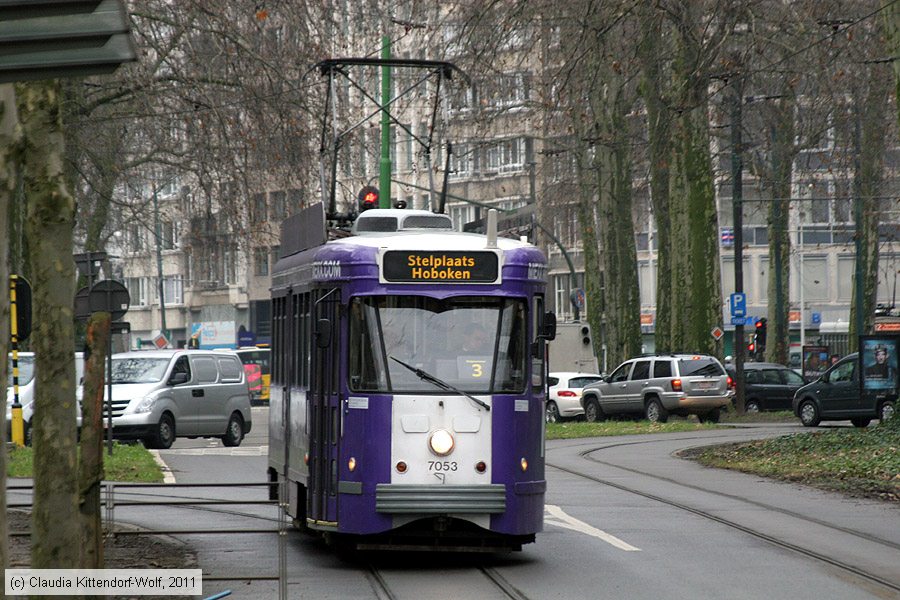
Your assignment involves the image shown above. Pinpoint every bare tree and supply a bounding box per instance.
[0,82,20,597]
[17,79,80,568]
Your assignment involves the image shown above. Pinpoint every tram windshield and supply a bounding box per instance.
[349,296,527,393]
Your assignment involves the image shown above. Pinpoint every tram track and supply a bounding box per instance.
[365,563,532,600]
[546,431,900,596]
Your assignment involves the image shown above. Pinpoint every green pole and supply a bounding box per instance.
[379,36,392,208]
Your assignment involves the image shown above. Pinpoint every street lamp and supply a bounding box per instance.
[152,180,173,344]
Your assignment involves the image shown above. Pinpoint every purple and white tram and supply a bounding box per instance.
[267,207,554,551]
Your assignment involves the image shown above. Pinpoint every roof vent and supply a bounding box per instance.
[353,209,453,234]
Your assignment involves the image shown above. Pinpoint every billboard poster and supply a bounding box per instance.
[860,336,900,391]
[190,321,236,349]
[802,345,829,381]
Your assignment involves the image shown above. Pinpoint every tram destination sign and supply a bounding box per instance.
[381,250,500,284]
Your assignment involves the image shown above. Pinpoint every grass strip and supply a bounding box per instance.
[691,419,900,501]
[6,442,164,483]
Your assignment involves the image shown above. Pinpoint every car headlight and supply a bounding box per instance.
[133,396,156,414]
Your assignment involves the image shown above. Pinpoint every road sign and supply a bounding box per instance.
[729,292,746,317]
[730,317,746,326]
[153,333,169,349]
[811,312,821,325]
[571,288,586,310]
[711,326,724,341]
[88,280,130,321]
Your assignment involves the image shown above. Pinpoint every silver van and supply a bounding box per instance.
[6,352,85,445]
[105,349,252,449]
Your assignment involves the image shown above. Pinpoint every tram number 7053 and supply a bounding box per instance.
[428,461,458,472]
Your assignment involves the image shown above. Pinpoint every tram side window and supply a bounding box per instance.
[300,293,310,387]
[532,295,545,390]
[495,300,526,392]
[292,294,302,386]
[348,298,387,391]
[273,296,286,386]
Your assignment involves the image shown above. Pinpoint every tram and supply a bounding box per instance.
[267,205,554,551]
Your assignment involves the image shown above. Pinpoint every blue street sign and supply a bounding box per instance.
[731,315,758,327]
[811,312,821,325]
[730,292,747,318]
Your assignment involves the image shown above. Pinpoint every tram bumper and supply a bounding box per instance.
[375,484,507,514]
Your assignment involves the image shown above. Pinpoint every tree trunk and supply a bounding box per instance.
[594,99,642,367]
[765,101,794,366]
[667,6,722,356]
[849,73,890,345]
[79,312,111,569]
[0,82,20,600]
[575,152,604,371]
[637,2,673,353]
[883,0,900,127]
[17,79,80,568]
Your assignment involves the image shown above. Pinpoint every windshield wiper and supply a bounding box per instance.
[389,356,490,411]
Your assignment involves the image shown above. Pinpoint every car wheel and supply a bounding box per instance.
[545,401,560,424]
[645,397,668,423]
[222,412,245,447]
[850,418,870,428]
[878,400,895,423]
[798,400,820,427]
[584,397,605,423]
[745,399,761,413]
[153,413,176,450]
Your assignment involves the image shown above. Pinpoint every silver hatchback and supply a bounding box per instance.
[581,354,731,423]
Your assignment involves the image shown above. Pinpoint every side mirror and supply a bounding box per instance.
[169,372,189,386]
[316,318,332,348]
[538,312,557,341]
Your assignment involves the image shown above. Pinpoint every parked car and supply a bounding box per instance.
[792,353,896,427]
[103,349,252,449]
[6,352,84,445]
[546,372,604,422]
[726,362,807,412]
[581,354,730,423]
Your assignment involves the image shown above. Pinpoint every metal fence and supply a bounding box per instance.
[7,480,288,600]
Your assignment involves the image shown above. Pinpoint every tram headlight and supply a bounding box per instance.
[520,457,528,472]
[348,457,357,472]
[429,429,455,456]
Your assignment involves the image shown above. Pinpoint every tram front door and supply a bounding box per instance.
[309,289,341,526]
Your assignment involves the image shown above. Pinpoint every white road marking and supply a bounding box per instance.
[163,445,269,456]
[545,504,641,551]
[149,449,177,484]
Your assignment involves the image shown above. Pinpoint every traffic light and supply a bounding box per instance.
[748,342,755,354]
[358,185,379,211]
[755,318,767,353]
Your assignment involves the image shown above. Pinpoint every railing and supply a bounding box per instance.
[7,480,289,600]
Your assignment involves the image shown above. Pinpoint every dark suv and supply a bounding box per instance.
[726,362,806,412]
[581,354,730,423]
[792,353,897,427]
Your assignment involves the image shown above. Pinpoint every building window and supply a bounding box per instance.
[271,191,287,221]
[128,224,143,253]
[160,219,177,250]
[125,277,148,307]
[155,276,184,305]
[270,245,281,268]
[254,248,269,276]
[251,193,266,223]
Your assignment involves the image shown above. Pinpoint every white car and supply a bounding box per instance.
[547,372,604,423]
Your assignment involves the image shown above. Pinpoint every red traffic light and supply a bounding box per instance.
[748,343,755,352]
[358,185,379,211]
